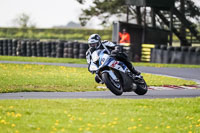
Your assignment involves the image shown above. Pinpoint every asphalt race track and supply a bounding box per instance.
[0,61,200,99]
[0,89,200,99]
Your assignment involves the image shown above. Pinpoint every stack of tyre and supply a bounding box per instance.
[0,39,90,59]
[79,43,89,59]
[56,41,64,58]
[12,39,17,56]
[45,42,51,57]
[7,40,12,56]
[0,40,3,55]
[51,42,56,57]
[73,42,80,58]
[67,42,74,58]
[36,41,43,57]
[30,41,36,57]
[151,45,200,64]
[3,40,8,55]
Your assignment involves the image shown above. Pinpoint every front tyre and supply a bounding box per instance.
[102,72,123,96]
[135,79,148,95]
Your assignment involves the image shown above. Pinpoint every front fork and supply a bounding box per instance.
[95,74,104,84]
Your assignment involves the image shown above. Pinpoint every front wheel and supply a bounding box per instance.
[134,79,148,95]
[102,72,123,96]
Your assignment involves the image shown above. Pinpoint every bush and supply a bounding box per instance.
[0,27,112,41]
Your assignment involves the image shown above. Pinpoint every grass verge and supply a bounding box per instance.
[133,62,200,68]
[0,56,87,64]
[0,64,196,93]
[0,98,200,133]
[1,55,200,68]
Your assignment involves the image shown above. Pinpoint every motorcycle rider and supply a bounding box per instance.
[86,34,140,83]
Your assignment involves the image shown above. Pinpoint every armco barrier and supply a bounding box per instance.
[0,39,89,59]
[151,46,200,65]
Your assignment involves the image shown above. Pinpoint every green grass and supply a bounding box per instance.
[133,62,200,68]
[0,98,199,133]
[1,55,200,68]
[0,63,196,93]
[0,56,87,64]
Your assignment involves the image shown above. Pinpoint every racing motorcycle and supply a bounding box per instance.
[86,49,148,96]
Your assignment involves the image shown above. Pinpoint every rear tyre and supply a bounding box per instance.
[135,79,148,95]
[102,72,123,96]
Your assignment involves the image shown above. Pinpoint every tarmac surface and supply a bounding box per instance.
[0,89,200,99]
[0,61,200,99]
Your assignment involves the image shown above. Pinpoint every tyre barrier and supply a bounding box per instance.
[3,40,8,55]
[63,42,68,58]
[162,45,169,64]
[79,43,89,59]
[150,45,200,65]
[31,41,37,57]
[12,39,17,56]
[21,40,26,56]
[45,41,52,57]
[56,41,64,58]
[8,39,12,56]
[67,42,73,58]
[26,41,31,56]
[73,42,80,59]
[36,41,43,57]
[0,39,89,59]
[0,40,3,55]
[141,44,155,62]
[16,40,21,56]
[51,42,56,57]
[151,45,162,63]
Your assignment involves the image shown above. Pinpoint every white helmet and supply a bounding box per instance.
[88,34,101,49]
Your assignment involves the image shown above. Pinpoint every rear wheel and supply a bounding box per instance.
[102,72,123,96]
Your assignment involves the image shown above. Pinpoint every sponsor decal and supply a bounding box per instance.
[118,62,126,70]
[111,61,118,68]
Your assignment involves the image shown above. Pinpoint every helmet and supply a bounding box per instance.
[88,34,101,49]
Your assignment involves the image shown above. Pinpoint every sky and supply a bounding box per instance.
[0,0,200,29]
[0,0,99,28]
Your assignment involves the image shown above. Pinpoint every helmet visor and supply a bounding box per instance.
[89,43,97,48]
